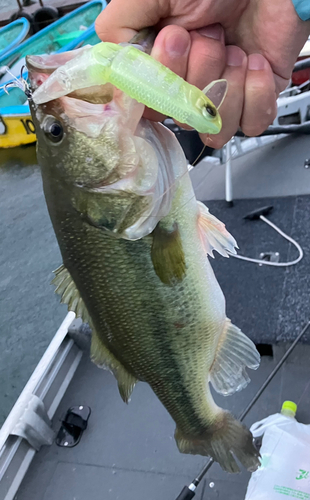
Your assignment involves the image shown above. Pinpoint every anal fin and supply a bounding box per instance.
[91,330,137,403]
[197,201,238,258]
[210,319,260,396]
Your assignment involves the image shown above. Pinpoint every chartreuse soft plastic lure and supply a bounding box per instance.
[32,41,227,134]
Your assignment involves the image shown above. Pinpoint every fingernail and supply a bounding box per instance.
[226,46,246,67]
[165,32,190,57]
[198,24,224,43]
[248,53,265,71]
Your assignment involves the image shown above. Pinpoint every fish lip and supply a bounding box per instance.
[26,55,52,71]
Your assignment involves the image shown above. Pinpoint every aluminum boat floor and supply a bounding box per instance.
[17,344,310,500]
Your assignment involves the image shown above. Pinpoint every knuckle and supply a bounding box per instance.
[201,45,225,67]
[95,17,118,43]
[190,33,225,65]
[94,16,105,37]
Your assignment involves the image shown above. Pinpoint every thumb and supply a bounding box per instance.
[95,0,169,43]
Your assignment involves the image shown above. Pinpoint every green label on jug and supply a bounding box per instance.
[274,485,310,499]
[296,471,310,481]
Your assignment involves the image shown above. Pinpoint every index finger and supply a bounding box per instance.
[95,0,168,43]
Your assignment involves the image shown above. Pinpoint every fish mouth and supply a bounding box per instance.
[26,47,91,92]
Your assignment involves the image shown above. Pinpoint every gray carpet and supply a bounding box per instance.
[206,195,310,344]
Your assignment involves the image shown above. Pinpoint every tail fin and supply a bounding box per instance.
[175,411,260,473]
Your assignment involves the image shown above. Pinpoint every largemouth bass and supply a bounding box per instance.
[26,43,260,473]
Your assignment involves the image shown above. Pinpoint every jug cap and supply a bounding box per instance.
[282,401,297,415]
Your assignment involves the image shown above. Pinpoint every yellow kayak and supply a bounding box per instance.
[0,1,105,149]
[0,107,36,148]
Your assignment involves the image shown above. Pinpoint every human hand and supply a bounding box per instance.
[96,0,310,148]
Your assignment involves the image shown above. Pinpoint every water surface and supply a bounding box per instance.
[0,144,66,425]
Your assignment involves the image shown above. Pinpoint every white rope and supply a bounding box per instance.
[228,215,303,267]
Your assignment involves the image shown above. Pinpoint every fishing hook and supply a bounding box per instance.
[2,65,32,100]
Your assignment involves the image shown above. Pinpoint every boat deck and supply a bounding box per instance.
[16,346,310,500]
[1,132,310,499]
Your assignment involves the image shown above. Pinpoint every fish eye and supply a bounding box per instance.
[43,117,64,143]
[204,104,217,118]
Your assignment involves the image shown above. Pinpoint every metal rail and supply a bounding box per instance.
[0,312,83,500]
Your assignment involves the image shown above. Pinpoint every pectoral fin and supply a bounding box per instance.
[197,201,238,258]
[151,223,186,285]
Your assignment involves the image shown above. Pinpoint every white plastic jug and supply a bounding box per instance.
[245,401,310,500]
